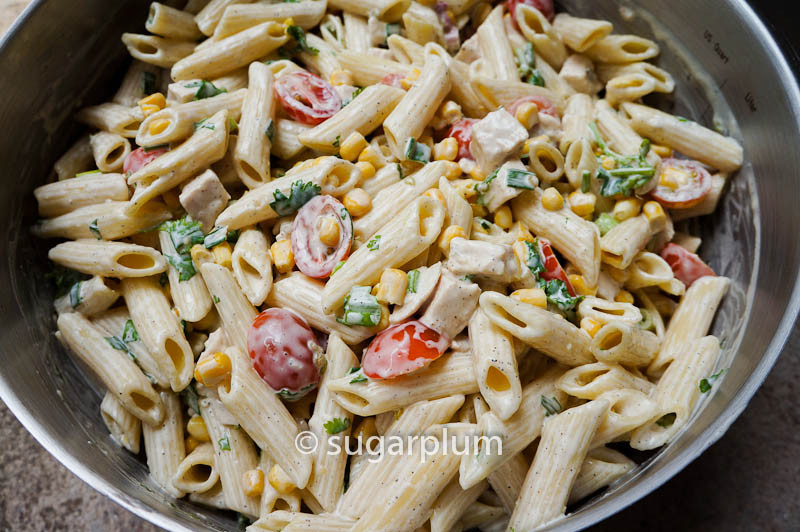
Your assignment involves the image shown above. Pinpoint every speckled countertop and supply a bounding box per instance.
[1,1,799,531]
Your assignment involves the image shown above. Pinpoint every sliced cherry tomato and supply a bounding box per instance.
[443,118,479,160]
[248,308,323,400]
[537,238,576,296]
[275,71,341,126]
[362,320,450,379]
[650,158,712,209]
[660,243,716,288]
[380,73,405,88]
[124,146,167,175]
[292,195,353,278]
[509,95,559,118]
[508,0,555,24]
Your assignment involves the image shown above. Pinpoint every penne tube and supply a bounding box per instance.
[188,480,227,511]
[231,227,272,307]
[553,14,613,53]
[159,231,213,323]
[600,213,664,270]
[460,502,505,529]
[172,443,219,494]
[387,34,425,64]
[273,118,312,160]
[477,6,518,81]
[326,0,411,23]
[100,391,141,454]
[200,263,258,353]
[595,100,660,170]
[251,512,355,532]
[296,34,342,81]
[508,398,609,531]
[121,33,196,68]
[557,361,654,399]
[48,240,167,278]
[142,391,186,498]
[488,452,528,513]
[54,275,119,317]
[447,58,490,118]
[585,35,660,64]
[439,176,472,237]
[58,312,164,426]
[32,201,171,241]
[322,195,445,313]
[591,389,657,448]
[234,63,275,188]
[480,292,594,366]
[343,12,369,53]
[568,446,635,505]
[89,132,130,173]
[625,251,674,289]
[360,160,401,197]
[76,103,143,138]
[430,478,488,532]
[470,74,563,115]
[527,137,565,183]
[122,276,195,392]
[515,5,568,69]
[53,134,93,180]
[213,1,326,41]
[560,92,594,153]
[195,0,250,36]
[597,61,675,93]
[113,60,162,106]
[605,73,657,107]
[146,2,203,40]
[578,296,642,326]
[328,351,478,416]
[591,320,661,366]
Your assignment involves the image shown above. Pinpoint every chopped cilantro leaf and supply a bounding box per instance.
[47,265,89,298]
[540,278,582,313]
[516,43,544,86]
[122,320,139,343]
[286,25,319,55]
[333,134,341,148]
[589,122,655,197]
[324,417,351,434]
[404,138,431,163]
[160,217,204,254]
[165,253,197,281]
[69,281,82,308]
[89,219,102,240]
[699,368,727,393]
[187,80,227,100]
[213,295,220,304]
[366,235,381,251]
[523,240,545,277]
[270,180,321,216]
[265,119,275,143]
[218,435,231,451]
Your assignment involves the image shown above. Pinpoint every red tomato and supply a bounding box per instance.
[362,320,450,379]
[508,0,555,24]
[444,118,479,160]
[292,195,353,278]
[537,239,576,296]
[248,308,322,399]
[660,243,716,288]
[275,71,341,125]
[509,95,559,118]
[651,158,712,209]
[124,146,167,175]
[380,73,405,88]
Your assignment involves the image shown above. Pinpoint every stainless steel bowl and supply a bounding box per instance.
[1,1,798,530]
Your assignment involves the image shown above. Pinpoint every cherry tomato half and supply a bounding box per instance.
[509,95,559,118]
[362,320,450,379]
[380,73,405,89]
[292,195,353,278]
[124,146,168,175]
[444,118,479,160]
[650,158,712,209]
[508,0,555,24]
[275,71,341,126]
[537,238,576,296]
[660,243,716,288]
[248,308,323,399]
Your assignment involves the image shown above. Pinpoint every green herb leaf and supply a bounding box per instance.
[594,212,619,236]
[189,80,227,100]
[349,371,368,384]
[699,368,727,393]
[404,138,431,163]
[366,235,381,251]
[581,170,591,193]
[656,412,676,428]
[46,265,89,298]
[515,43,544,86]
[193,118,215,131]
[332,260,346,275]
[506,169,536,189]
[287,25,319,55]
[333,134,341,148]
[213,294,221,304]
[475,168,499,206]
[180,382,200,415]
[540,395,562,416]
[324,417,351,434]
[523,240,545,278]
[407,269,420,293]
[540,278,582,313]
[165,253,197,281]
[385,23,401,42]
[342,86,364,107]
[89,219,102,240]
[589,122,655,197]
[228,117,238,132]
[218,435,231,451]
[276,383,316,401]
[337,286,381,327]
[597,168,652,197]
[265,119,275,143]
[270,180,322,216]
[122,320,139,343]
[141,71,157,96]
[69,281,83,308]
[161,217,205,254]
[105,335,136,361]
[203,226,229,249]
[460,274,475,283]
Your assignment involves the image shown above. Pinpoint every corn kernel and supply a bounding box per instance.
[514,101,539,129]
[438,225,465,256]
[401,68,421,90]
[511,288,547,308]
[568,274,596,296]
[343,188,372,217]
[194,352,231,388]
[243,469,265,497]
[423,188,445,206]
[580,317,603,337]
[612,198,642,222]
[139,92,166,108]
[471,202,487,217]
[270,239,295,273]
[600,156,616,170]
[376,269,408,305]
[615,289,635,304]
[541,187,564,211]
[375,302,390,331]
[318,215,341,247]
[509,221,534,242]
[329,69,353,86]
[357,145,383,168]
[467,163,486,181]
[185,436,200,453]
[651,143,673,158]
[211,241,232,269]
[148,118,170,136]
[161,188,181,209]
[442,160,462,180]
[340,131,368,161]
[433,138,459,161]
[355,160,376,181]
[191,244,214,268]
[439,100,462,124]
[186,414,210,442]
[642,200,666,225]
[268,464,296,495]
[494,205,513,229]
[568,191,596,217]
[140,104,160,117]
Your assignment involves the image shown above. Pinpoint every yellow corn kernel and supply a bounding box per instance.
[376,269,408,305]
[511,288,547,308]
[375,302,390,331]
[600,156,616,170]
[140,104,161,117]
[541,187,564,211]
[185,436,200,453]
[613,198,642,222]
[580,317,603,337]
[139,92,166,108]
[642,200,666,226]
[194,352,231,388]
[329,69,353,86]
[433,137,459,161]
[212,241,232,268]
[442,160,462,180]
[281,18,295,31]
[651,143,673,158]
[568,191,596,218]
[615,289,635,304]
[340,131,368,162]
[568,274,596,296]
[514,101,539,129]
[438,100,462,123]
[148,118,170,136]
[243,469,265,497]
[268,464,296,495]
[509,221,534,242]
[161,188,181,209]
[494,205,513,229]
[318,215,341,247]
[355,160,375,181]
[467,163,486,181]
[270,239,295,273]
[401,68,421,90]
[471,202,487,217]
[438,225,465,255]
[186,414,210,442]
[343,188,372,217]
[423,188,445,206]
[190,244,214,268]
[357,145,383,168]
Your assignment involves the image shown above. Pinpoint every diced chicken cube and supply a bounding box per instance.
[559,54,603,94]
[390,262,442,324]
[179,169,231,232]
[470,109,528,174]
[167,79,202,105]
[479,159,538,212]
[446,238,520,282]
[420,268,480,339]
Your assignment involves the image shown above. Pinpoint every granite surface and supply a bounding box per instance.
[1,1,799,531]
